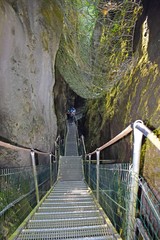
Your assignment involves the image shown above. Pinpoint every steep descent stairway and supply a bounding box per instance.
[15,122,122,240]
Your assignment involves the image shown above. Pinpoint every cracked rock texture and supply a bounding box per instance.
[0,0,62,166]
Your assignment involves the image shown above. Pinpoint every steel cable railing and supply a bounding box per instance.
[0,137,60,239]
[81,120,160,240]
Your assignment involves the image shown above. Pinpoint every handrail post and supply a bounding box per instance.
[49,153,53,187]
[55,141,59,175]
[96,149,100,203]
[30,150,39,204]
[127,120,143,240]
[81,135,87,176]
[88,154,91,186]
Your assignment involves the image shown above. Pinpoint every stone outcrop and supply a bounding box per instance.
[0,0,63,166]
[84,0,160,194]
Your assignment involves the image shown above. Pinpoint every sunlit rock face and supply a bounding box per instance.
[0,0,62,166]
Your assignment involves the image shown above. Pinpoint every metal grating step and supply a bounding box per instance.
[50,190,89,195]
[54,182,87,188]
[52,186,88,190]
[32,210,100,220]
[60,166,82,170]
[59,175,83,181]
[16,235,117,240]
[11,123,122,240]
[41,201,94,207]
[38,205,97,212]
[55,185,86,188]
[53,184,88,191]
[47,195,93,201]
[60,237,118,240]
[48,194,90,198]
[53,185,88,189]
[53,187,87,190]
[18,224,114,239]
[54,184,87,188]
[27,216,105,228]
[60,161,82,165]
[51,189,89,196]
[47,195,92,199]
[59,156,83,181]
[47,237,117,240]
[56,180,86,183]
[45,197,93,202]
[52,188,88,192]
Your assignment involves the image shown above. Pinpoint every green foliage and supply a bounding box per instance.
[0,198,33,239]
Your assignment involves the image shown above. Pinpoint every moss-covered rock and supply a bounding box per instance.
[84,0,160,193]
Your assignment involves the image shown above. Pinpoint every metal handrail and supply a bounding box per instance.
[135,122,160,150]
[0,134,62,157]
[0,140,53,156]
[83,120,160,240]
[87,124,132,156]
[86,120,160,156]
[0,135,60,227]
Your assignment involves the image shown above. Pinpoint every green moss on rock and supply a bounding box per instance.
[41,0,63,29]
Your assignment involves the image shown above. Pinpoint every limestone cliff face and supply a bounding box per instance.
[0,0,62,166]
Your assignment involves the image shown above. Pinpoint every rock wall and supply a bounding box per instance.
[0,0,63,166]
[54,69,70,138]
[84,0,160,193]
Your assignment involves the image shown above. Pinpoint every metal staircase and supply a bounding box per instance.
[14,122,122,240]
